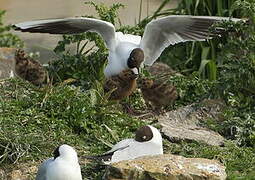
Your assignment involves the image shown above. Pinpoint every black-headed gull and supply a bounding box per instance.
[36,144,82,180]
[85,125,163,163]
[14,15,242,77]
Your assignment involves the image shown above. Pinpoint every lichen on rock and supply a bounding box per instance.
[104,154,227,180]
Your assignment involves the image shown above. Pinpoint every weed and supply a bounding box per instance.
[0,10,23,48]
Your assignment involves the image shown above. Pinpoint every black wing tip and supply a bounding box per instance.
[12,25,21,31]
[11,25,55,34]
[12,25,33,33]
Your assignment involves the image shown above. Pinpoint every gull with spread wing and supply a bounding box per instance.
[14,15,242,77]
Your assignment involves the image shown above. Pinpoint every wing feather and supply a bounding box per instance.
[141,15,243,65]
[14,17,116,50]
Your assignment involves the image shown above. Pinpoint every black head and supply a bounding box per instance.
[135,125,153,142]
[127,48,144,69]
[53,146,60,159]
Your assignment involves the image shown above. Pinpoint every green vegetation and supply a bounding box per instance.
[0,10,23,48]
[0,78,144,179]
[1,0,255,179]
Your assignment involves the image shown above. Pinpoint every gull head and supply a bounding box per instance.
[135,125,154,142]
[53,144,78,162]
[127,48,144,70]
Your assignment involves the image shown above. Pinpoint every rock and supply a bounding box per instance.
[159,99,226,146]
[104,154,227,180]
[0,169,6,180]
[0,48,17,79]
[0,162,38,180]
[8,170,24,180]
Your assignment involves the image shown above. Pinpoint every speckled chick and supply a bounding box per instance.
[104,69,138,101]
[15,49,46,86]
[139,78,178,110]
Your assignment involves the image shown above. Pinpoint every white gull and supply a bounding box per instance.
[85,125,163,164]
[36,144,82,180]
[14,15,242,77]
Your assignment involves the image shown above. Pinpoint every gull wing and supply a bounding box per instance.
[14,17,116,50]
[140,15,242,65]
[106,138,133,154]
[83,139,133,162]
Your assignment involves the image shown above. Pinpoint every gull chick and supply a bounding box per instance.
[84,125,163,163]
[104,68,138,101]
[139,78,178,110]
[15,49,46,86]
[36,144,82,180]
[14,15,243,78]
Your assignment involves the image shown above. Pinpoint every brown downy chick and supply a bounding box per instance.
[15,49,46,86]
[104,69,138,101]
[139,78,178,110]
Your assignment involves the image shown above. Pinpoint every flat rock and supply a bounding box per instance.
[0,48,17,79]
[159,99,226,146]
[104,154,227,180]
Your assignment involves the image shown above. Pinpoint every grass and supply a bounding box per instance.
[0,78,145,179]
[1,77,255,179]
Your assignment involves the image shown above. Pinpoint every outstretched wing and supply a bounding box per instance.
[14,17,116,50]
[140,15,242,65]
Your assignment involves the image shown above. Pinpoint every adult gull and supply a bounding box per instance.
[14,15,242,77]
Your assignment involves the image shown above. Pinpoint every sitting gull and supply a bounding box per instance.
[84,125,163,163]
[36,144,82,180]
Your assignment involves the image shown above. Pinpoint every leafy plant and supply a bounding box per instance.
[0,78,144,165]
[140,0,248,81]
[0,10,23,48]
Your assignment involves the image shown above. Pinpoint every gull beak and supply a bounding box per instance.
[131,68,139,78]
[131,67,139,75]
